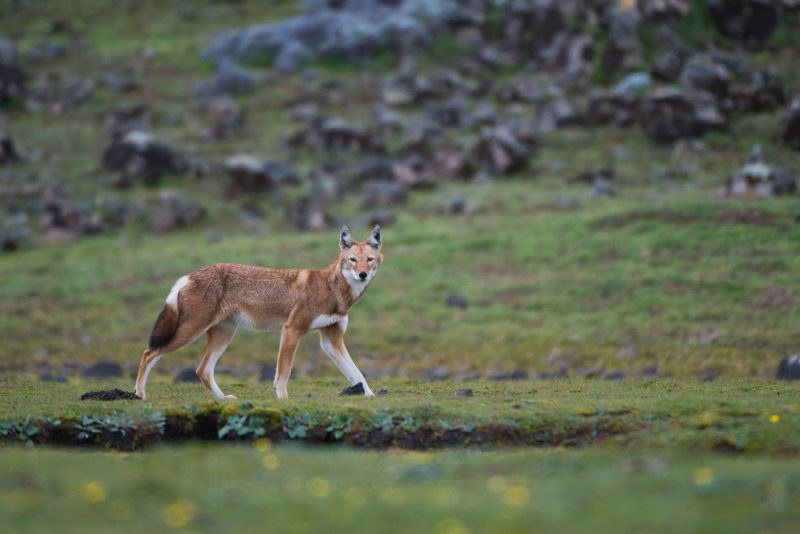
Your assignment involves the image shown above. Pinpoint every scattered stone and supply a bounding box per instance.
[470,126,531,176]
[776,355,800,380]
[640,365,659,377]
[285,195,327,231]
[537,369,569,379]
[340,382,365,396]
[639,91,698,143]
[587,91,638,127]
[456,388,474,397]
[200,97,245,141]
[102,131,188,186]
[377,388,389,396]
[731,67,785,112]
[576,168,615,198]
[194,58,269,97]
[698,368,717,382]
[709,0,780,49]
[25,72,94,113]
[104,104,150,141]
[151,190,206,233]
[783,98,800,150]
[362,180,408,207]
[445,294,468,309]
[100,73,139,93]
[576,366,604,378]
[604,370,626,381]
[80,388,140,401]
[258,364,276,382]
[0,132,19,164]
[0,39,26,106]
[39,372,66,383]
[82,361,123,378]
[724,145,797,198]
[225,155,297,193]
[174,367,201,383]
[287,116,381,154]
[488,370,528,381]
[680,54,732,98]
[426,366,452,380]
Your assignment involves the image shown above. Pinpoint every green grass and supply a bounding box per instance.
[2,377,799,454]
[2,445,799,533]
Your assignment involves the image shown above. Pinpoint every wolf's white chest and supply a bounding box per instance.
[309,314,345,330]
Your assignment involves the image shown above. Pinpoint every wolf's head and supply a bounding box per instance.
[338,224,382,285]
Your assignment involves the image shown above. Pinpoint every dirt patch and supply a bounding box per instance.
[593,209,778,229]
[80,388,140,401]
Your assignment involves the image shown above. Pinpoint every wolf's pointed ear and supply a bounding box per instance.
[367,225,381,249]
[340,224,354,250]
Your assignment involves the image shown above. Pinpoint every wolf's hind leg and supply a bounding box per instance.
[196,323,238,401]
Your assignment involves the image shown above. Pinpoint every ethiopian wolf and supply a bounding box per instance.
[134,225,382,400]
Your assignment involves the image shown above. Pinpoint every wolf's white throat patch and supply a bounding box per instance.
[165,275,190,309]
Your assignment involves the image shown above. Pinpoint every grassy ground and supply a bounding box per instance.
[1,377,798,454]
[2,445,800,534]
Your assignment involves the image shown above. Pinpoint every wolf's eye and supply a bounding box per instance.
[349,257,357,263]
[367,257,374,262]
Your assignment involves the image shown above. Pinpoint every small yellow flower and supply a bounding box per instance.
[769,414,780,423]
[502,485,529,507]
[307,477,332,499]
[486,475,508,493]
[162,499,197,528]
[436,517,470,534]
[692,468,714,487]
[254,438,272,452]
[261,453,280,471]
[83,481,106,503]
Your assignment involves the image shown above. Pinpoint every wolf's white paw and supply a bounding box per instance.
[223,394,238,400]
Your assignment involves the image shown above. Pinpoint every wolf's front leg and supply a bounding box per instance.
[319,324,374,397]
[274,326,302,399]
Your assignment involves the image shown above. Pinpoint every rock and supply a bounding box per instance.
[287,116,381,153]
[445,294,468,308]
[652,49,687,82]
[699,368,717,382]
[776,355,800,380]
[576,367,604,378]
[200,97,245,141]
[1,216,31,252]
[456,388,474,397]
[0,132,19,163]
[194,58,269,97]
[25,72,94,113]
[80,388,140,401]
[612,72,651,95]
[426,366,452,380]
[587,91,638,127]
[377,388,389,396]
[362,180,408,207]
[604,370,626,380]
[0,39,26,106]
[709,0,780,49]
[340,382,365,396]
[82,361,123,378]
[731,67,785,112]
[104,104,150,141]
[151,191,206,233]
[392,156,437,189]
[725,145,797,198]
[174,367,201,383]
[640,365,659,377]
[638,91,698,143]
[259,365,276,382]
[285,195,327,231]
[783,98,800,150]
[100,73,139,93]
[225,155,297,192]
[202,1,460,71]
[680,54,733,98]
[470,126,530,176]
[576,168,615,197]
[39,372,67,383]
[488,370,528,381]
[602,8,642,78]
[102,131,188,185]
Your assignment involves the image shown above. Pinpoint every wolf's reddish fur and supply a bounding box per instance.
[134,225,382,400]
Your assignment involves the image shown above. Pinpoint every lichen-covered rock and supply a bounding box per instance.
[102,131,188,185]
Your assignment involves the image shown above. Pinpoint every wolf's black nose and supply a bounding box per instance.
[359,271,368,280]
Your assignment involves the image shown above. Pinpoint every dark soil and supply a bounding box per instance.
[80,388,140,401]
[340,382,365,395]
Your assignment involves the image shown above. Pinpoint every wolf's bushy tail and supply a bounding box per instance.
[148,305,178,351]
